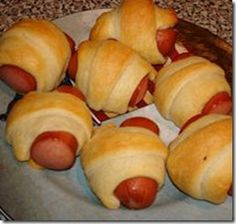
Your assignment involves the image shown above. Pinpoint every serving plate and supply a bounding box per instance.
[0,9,233,221]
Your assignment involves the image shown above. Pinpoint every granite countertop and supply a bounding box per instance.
[0,0,233,45]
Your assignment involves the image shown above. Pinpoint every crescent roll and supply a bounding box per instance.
[6,91,93,163]
[75,39,157,114]
[80,123,168,209]
[167,114,232,204]
[153,56,231,127]
[0,19,71,92]
[90,0,178,64]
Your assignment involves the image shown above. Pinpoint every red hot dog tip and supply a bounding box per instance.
[30,131,78,170]
[114,177,158,209]
[0,65,36,94]
[201,91,232,115]
[179,113,204,134]
[64,32,76,52]
[120,116,160,135]
[129,75,148,108]
[156,28,178,57]
[66,51,78,81]
[56,85,86,101]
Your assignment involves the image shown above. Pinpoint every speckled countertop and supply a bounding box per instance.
[0,0,233,45]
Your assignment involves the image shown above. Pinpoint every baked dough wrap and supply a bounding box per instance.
[153,56,231,127]
[0,19,71,91]
[75,39,157,114]
[6,91,93,161]
[167,114,232,204]
[90,0,178,64]
[80,124,168,209]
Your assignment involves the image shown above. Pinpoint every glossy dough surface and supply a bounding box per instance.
[6,91,93,161]
[80,124,168,209]
[167,114,232,204]
[75,39,157,114]
[153,56,231,127]
[90,0,178,64]
[0,19,71,91]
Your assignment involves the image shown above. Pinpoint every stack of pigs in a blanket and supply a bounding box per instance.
[0,0,232,210]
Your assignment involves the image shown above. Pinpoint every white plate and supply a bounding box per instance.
[0,9,232,221]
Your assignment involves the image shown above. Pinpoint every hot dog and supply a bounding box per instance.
[30,131,78,170]
[0,19,71,93]
[64,33,76,53]
[128,75,149,108]
[120,116,160,135]
[156,28,178,57]
[28,86,87,170]
[5,91,93,170]
[114,177,158,209]
[179,113,204,134]
[116,117,160,209]
[56,85,86,101]
[0,65,36,94]
[89,0,178,64]
[153,56,231,127]
[167,114,232,204]
[74,39,157,115]
[80,122,168,209]
[202,91,232,115]
[66,51,78,81]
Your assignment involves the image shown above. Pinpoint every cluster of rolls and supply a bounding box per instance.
[0,0,232,210]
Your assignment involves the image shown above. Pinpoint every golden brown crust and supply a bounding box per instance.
[167,114,232,204]
[153,56,231,127]
[90,0,178,64]
[80,123,168,209]
[6,91,93,161]
[0,19,71,91]
[75,39,157,114]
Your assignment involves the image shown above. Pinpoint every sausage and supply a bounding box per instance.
[64,32,76,53]
[30,131,78,170]
[120,116,160,135]
[156,28,177,56]
[66,51,78,81]
[56,85,86,101]
[114,177,158,209]
[129,75,148,107]
[0,65,36,94]
[179,113,204,134]
[201,91,232,115]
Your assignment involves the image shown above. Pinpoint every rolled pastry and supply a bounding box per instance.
[153,56,231,127]
[80,122,168,209]
[90,0,178,64]
[0,19,71,93]
[74,39,157,114]
[167,114,232,204]
[5,89,93,170]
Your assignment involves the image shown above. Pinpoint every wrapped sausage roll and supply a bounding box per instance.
[167,114,232,204]
[0,19,72,94]
[89,0,178,64]
[153,56,232,127]
[5,86,93,170]
[68,39,157,114]
[80,117,168,209]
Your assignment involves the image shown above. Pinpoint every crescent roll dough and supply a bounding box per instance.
[90,0,178,64]
[75,39,157,114]
[0,19,71,91]
[80,123,168,209]
[6,91,93,161]
[153,56,231,127]
[167,114,232,204]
